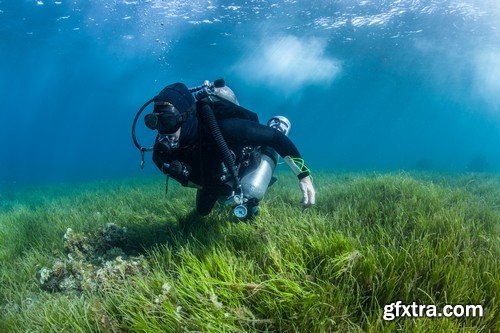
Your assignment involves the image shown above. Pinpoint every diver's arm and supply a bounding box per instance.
[218,119,315,206]
[198,99,259,123]
[218,119,311,179]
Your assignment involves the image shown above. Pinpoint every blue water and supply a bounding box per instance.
[1,0,499,187]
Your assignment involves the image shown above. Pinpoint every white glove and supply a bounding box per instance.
[299,176,316,207]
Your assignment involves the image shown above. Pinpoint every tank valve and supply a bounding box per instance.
[233,194,243,205]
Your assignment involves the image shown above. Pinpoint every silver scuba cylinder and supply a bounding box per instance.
[193,80,240,106]
[233,116,291,218]
[213,86,239,105]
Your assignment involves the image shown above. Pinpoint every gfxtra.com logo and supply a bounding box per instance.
[383,301,484,321]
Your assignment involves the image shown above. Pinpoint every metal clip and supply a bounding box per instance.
[140,149,145,169]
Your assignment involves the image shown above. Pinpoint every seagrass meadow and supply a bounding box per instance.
[0,172,498,332]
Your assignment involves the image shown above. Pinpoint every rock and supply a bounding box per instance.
[38,224,148,293]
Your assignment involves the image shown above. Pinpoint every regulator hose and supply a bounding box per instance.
[199,104,241,189]
[132,98,155,151]
[131,98,154,169]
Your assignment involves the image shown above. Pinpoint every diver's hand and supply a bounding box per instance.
[163,160,189,177]
[299,176,315,207]
[153,140,171,160]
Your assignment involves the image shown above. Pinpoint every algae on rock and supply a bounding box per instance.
[38,223,148,293]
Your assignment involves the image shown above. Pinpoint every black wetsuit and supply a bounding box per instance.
[152,98,309,215]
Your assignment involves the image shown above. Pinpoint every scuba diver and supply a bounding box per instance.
[132,79,315,219]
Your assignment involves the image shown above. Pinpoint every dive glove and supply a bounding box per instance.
[162,160,190,178]
[299,176,316,207]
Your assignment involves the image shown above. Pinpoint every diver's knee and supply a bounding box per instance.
[195,207,212,216]
[196,188,218,216]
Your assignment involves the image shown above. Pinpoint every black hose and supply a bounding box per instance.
[199,104,241,189]
[132,98,154,151]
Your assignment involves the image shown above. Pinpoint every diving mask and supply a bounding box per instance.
[144,102,186,134]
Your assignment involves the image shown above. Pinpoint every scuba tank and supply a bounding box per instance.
[213,86,239,105]
[230,116,291,219]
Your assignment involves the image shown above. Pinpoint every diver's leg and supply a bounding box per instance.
[195,188,219,216]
